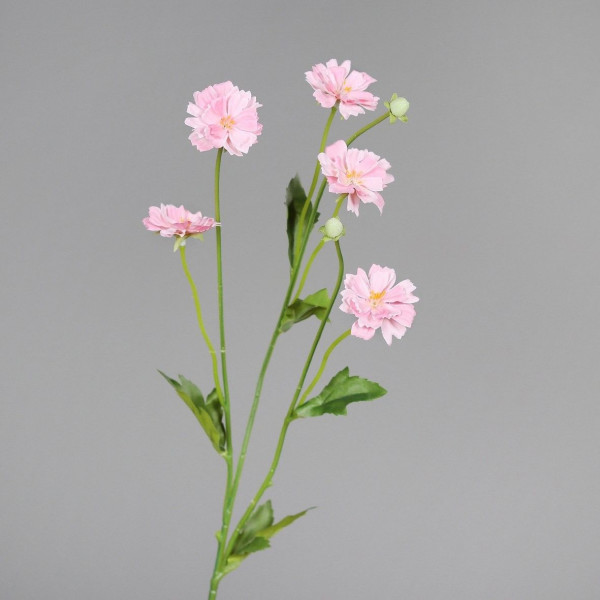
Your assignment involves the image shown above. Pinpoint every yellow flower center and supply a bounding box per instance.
[369,290,386,307]
[342,80,352,93]
[220,115,235,130]
[345,169,363,185]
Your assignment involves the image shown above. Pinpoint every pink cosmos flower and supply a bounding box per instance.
[340,265,418,345]
[318,140,394,216]
[143,204,218,238]
[185,82,262,156]
[305,59,379,119]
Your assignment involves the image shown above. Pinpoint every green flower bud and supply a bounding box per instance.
[319,217,345,242]
[389,96,409,118]
[384,94,409,123]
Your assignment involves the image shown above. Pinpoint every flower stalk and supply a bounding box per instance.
[210,147,235,592]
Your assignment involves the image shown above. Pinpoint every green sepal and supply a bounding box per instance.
[294,367,387,418]
[280,288,330,332]
[318,224,346,243]
[223,501,312,576]
[173,236,186,252]
[285,175,320,268]
[158,371,226,455]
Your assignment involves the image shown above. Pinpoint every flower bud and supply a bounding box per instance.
[319,217,345,242]
[384,94,409,123]
[389,96,409,118]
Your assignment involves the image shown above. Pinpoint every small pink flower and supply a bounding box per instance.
[185,82,262,156]
[305,59,379,119]
[143,204,218,238]
[340,265,418,345]
[318,140,394,216]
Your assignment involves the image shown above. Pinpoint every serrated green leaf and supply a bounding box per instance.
[294,367,387,418]
[285,175,319,268]
[233,501,274,555]
[223,503,311,577]
[280,288,330,332]
[158,372,226,455]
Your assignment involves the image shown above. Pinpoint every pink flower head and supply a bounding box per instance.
[185,81,262,156]
[143,204,218,238]
[318,140,394,216]
[305,59,379,119]
[340,265,418,345]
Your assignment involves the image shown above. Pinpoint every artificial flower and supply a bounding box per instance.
[305,59,379,119]
[143,204,218,238]
[185,82,262,156]
[340,265,418,345]
[318,140,394,216]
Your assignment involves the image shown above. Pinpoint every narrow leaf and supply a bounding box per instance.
[256,507,313,540]
[294,367,387,418]
[158,372,226,455]
[285,175,319,268]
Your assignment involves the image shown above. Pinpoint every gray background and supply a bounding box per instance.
[2,0,599,598]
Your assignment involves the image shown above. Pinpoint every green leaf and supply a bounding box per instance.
[158,372,226,455]
[256,507,313,540]
[232,501,274,555]
[223,502,312,576]
[234,536,271,555]
[294,367,387,418]
[285,175,319,268]
[280,288,330,332]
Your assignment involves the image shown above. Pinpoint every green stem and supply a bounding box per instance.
[297,329,351,408]
[331,194,347,218]
[225,240,346,559]
[178,246,224,405]
[209,148,234,598]
[216,119,339,587]
[293,191,346,302]
[292,240,324,302]
[295,106,337,262]
[345,111,389,147]
[224,260,297,544]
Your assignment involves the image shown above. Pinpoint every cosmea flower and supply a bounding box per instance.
[318,140,394,216]
[185,82,262,156]
[340,265,418,345]
[143,204,218,238]
[305,59,379,119]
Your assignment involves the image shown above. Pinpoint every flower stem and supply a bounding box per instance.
[225,240,346,559]
[295,106,337,262]
[211,120,340,591]
[178,245,224,405]
[209,148,235,597]
[345,111,389,147]
[292,192,346,301]
[292,240,324,302]
[331,194,346,218]
[297,329,351,408]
